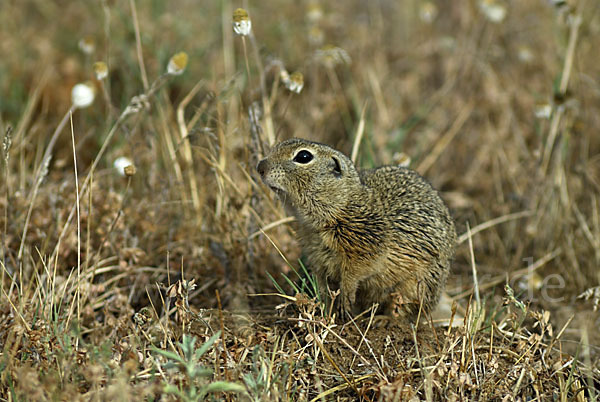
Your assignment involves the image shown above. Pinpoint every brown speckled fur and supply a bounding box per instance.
[257,138,456,320]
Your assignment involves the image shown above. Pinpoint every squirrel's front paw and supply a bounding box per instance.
[338,293,355,319]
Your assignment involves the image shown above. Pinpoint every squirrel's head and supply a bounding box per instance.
[257,138,362,223]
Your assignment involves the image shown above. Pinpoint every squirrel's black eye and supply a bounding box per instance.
[293,150,314,164]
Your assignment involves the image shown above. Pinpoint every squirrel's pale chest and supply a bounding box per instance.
[299,225,382,280]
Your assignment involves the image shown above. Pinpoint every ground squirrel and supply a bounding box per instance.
[257,138,456,320]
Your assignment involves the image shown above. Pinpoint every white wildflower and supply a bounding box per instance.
[392,152,411,168]
[114,156,134,176]
[286,72,304,94]
[479,0,507,23]
[93,61,108,80]
[78,36,95,54]
[534,104,552,119]
[167,52,188,76]
[517,46,533,63]
[419,2,438,23]
[71,82,96,109]
[306,2,323,23]
[233,8,252,36]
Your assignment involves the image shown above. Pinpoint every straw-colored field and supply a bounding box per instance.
[1,0,598,400]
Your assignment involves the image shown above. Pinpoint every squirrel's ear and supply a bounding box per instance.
[331,155,343,177]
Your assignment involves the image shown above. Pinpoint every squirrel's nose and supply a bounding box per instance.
[256,159,268,177]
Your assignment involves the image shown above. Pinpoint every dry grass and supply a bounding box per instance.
[1,0,599,400]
